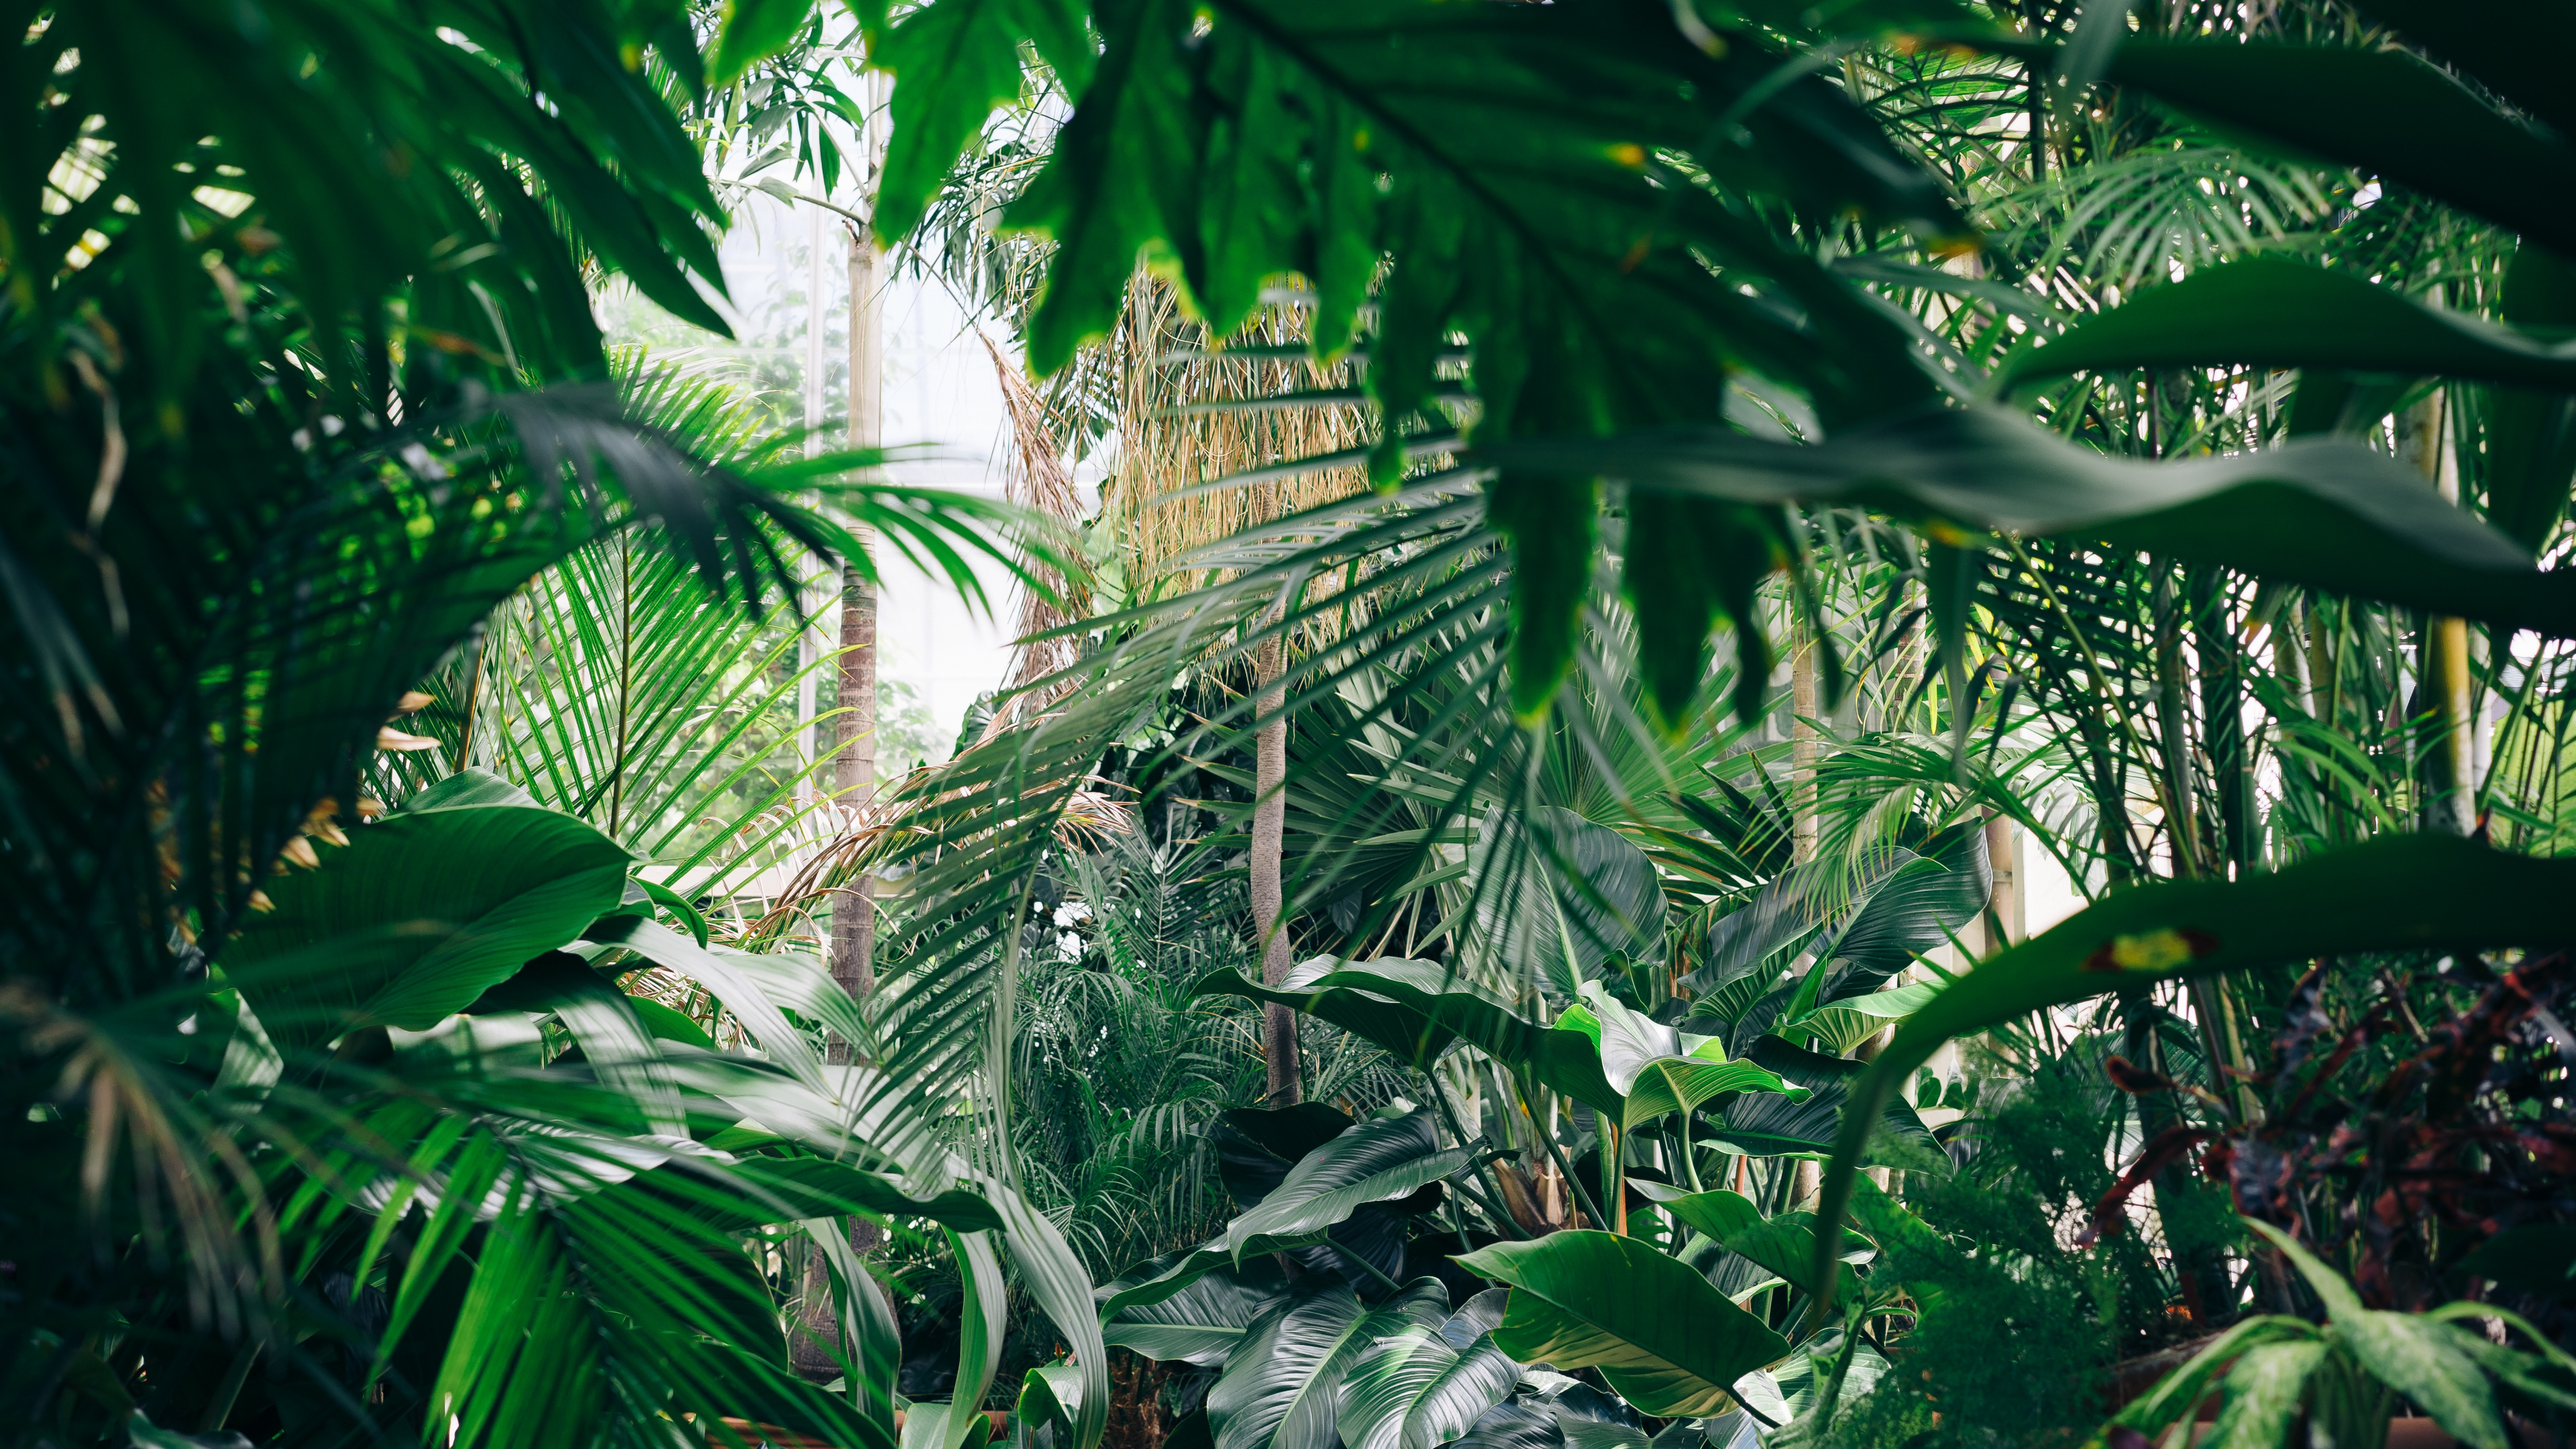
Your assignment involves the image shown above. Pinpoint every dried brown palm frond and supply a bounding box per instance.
[984,331,1094,725]
[1114,275,1373,606]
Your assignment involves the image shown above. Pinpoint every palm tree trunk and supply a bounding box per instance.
[827,221,881,1019]
[1253,621,1299,1106]
[795,83,892,1386]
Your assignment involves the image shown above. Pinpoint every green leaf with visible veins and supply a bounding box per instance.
[220,804,633,1051]
[875,0,1032,248]
[1458,1232,1788,1417]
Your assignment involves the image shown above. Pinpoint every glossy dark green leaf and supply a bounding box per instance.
[2003,257,2576,391]
[1209,1281,1449,1449]
[1458,1232,1789,1417]
[1813,837,2576,1316]
[1226,1110,1470,1260]
[1336,1294,1519,1449]
[1103,1260,1288,1366]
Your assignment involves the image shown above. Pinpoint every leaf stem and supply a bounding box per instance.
[1520,1072,1608,1230]
[1324,1236,1406,1295]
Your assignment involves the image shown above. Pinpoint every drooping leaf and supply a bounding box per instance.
[2002,256,2576,391]
[1488,407,2576,637]
[1458,1232,1790,1417]
[221,804,633,1051]
[1813,837,2576,1317]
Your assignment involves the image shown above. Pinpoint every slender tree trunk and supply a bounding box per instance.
[1253,621,1300,1105]
[1791,616,1819,867]
[2403,394,2477,835]
[1982,812,2017,949]
[827,221,883,1031]
[794,79,891,1385]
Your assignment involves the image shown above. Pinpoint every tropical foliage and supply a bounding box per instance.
[11,0,2576,1447]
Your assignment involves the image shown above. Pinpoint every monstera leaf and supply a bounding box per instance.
[1458,1232,1789,1417]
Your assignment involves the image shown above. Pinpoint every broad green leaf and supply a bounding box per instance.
[1196,959,1623,1111]
[1337,1298,1519,1449]
[2202,1341,2329,1449]
[1103,1260,1287,1366]
[1021,1363,1085,1438]
[710,0,814,88]
[1813,836,2576,1317]
[1458,1232,1790,1417]
[1627,1185,1871,1297]
[873,0,1029,247]
[1487,407,2576,637]
[1226,1109,1470,1260]
[1209,1281,1449,1449]
[221,804,633,1051]
[2002,257,2576,391]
